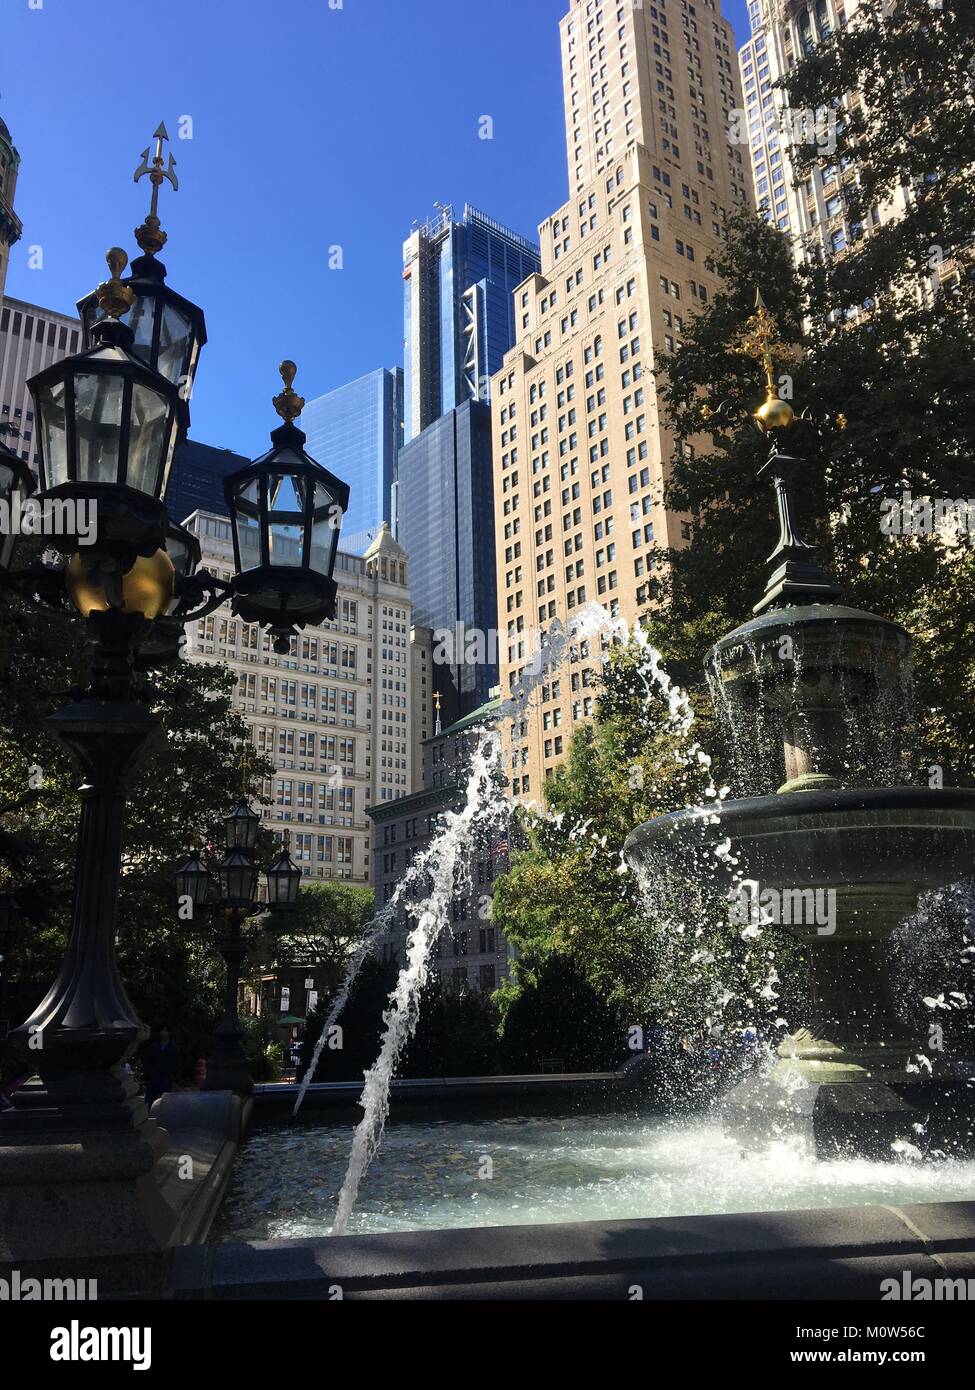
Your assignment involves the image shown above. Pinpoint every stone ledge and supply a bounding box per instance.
[170,1200,975,1301]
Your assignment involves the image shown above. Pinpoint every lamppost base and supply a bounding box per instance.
[0,1082,176,1266]
[202,1038,254,1095]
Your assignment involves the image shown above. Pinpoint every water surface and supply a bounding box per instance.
[215,1111,975,1240]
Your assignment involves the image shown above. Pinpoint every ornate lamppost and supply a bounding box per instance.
[0,126,349,1266]
[174,797,301,1094]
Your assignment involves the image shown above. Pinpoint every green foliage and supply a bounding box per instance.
[0,587,273,1064]
[245,880,374,999]
[299,953,399,1083]
[240,1013,284,1083]
[493,638,809,1051]
[497,952,625,1073]
[401,979,501,1077]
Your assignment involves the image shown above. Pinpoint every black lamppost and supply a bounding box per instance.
[174,801,301,1093]
[0,125,348,1263]
[0,439,35,574]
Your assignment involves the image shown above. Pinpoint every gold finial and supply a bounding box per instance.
[133,122,179,256]
[433,691,442,711]
[736,288,796,432]
[273,360,305,422]
[96,247,135,318]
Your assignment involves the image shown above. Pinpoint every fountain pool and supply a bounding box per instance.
[214,1108,975,1242]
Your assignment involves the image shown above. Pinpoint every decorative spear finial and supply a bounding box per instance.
[95,248,134,319]
[273,360,304,423]
[133,122,179,257]
[736,288,797,433]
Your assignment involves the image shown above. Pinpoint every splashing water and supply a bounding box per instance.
[321,601,792,1232]
[326,603,646,1232]
[330,733,506,1234]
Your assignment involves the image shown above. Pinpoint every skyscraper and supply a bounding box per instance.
[492,0,749,800]
[737,1,917,267]
[0,117,21,316]
[738,5,796,237]
[402,204,541,440]
[399,205,541,722]
[300,366,404,555]
[397,398,498,718]
[164,438,250,525]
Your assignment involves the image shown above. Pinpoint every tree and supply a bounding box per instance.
[0,583,274,1073]
[400,978,501,1077]
[299,953,399,1083]
[498,952,624,1074]
[244,880,374,1004]
[492,637,807,1047]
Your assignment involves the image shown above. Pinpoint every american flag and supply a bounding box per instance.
[490,837,509,856]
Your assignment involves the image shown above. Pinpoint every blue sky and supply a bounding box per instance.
[1,0,750,457]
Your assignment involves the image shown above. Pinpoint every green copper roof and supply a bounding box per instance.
[366,782,464,824]
[425,695,503,744]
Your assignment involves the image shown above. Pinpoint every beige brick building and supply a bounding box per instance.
[183,514,434,886]
[737,0,911,261]
[738,0,959,305]
[492,0,749,799]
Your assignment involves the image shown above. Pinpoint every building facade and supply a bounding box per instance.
[300,367,403,555]
[398,206,541,724]
[164,438,250,526]
[367,696,512,995]
[492,0,748,799]
[396,398,499,721]
[402,204,541,441]
[737,0,918,270]
[0,297,82,471]
[183,514,433,887]
[0,117,21,315]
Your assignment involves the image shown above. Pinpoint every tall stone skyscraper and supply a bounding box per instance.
[492,0,749,799]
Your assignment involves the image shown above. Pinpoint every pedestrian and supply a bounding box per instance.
[142,1024,178,1111]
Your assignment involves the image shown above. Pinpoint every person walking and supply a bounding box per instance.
[142,1025,178,1111]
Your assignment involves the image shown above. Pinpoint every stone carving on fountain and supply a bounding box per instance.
[625,292,975,1153]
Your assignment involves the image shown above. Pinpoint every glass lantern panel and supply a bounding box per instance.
[310,478,341,577]
[37,377,69,487]
[128,382,172,496]
[157,302,194,386]
[236,476,261,569]
[267,472,305,568]
[127,296,159,368]
[220,861,257,904]
[81,299,103,348]
[165,527,198,580]
[74,372,124,485]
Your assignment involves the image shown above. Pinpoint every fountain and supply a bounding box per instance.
[625,294,975,1157]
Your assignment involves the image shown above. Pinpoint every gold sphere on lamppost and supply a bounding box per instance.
[66,548,175,619]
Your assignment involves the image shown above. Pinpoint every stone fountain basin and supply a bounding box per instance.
[624,786,975,942]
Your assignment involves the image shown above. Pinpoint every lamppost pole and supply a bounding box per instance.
[0,129,349,1271]
[204,910,251,1093]
[175,797,303,1095]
